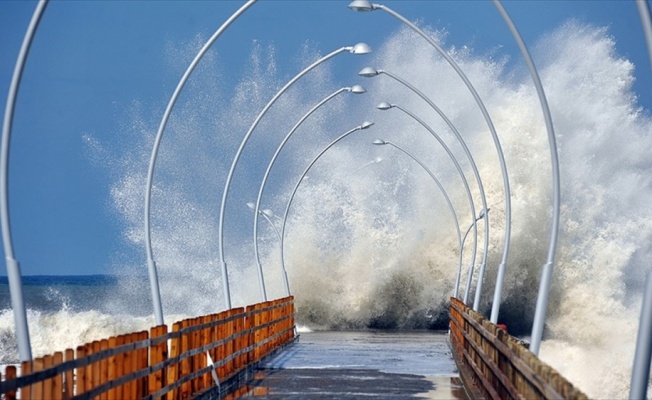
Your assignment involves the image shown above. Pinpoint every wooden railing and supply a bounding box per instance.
[0,296,295,399]
[449,297,587,400]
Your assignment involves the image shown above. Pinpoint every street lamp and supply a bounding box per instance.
[252,85,366,298]
[349,0,512,325]
[493,1,560,354]
[247,202,290,297]
[143,0,257,324]
[361,68,489,311]
[375,101,481,303]
[218,43,372,308]
[1,0,49,363]
[354,157,383,173]
[280,121,374,274]
[372,139,463,299]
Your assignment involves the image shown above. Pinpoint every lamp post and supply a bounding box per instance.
[493,1,560,355]
[372,139,463,298]
[252,85,366,297]
[144,0,257,324]
[1,0,48,362]
[349,0,511,324]
[280,122,374,273]
[375,101,480,303]
[218,42,371,307]
[631,1,652,393]
[247,202,290,297]
[361,67,489,311]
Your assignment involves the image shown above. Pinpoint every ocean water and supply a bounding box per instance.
[0,275,158,364]
[0,16,651,400]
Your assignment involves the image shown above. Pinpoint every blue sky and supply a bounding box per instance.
[0,0,650,276]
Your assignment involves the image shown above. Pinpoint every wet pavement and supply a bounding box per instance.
[237,330,469,399]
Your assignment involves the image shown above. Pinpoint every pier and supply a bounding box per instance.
[0,297,588,399]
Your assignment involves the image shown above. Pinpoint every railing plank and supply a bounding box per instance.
[149,325,168,395]
[107,336,118,400]
[166,322,181,400]
[52,352,63,399]
[180,318,191,399]
[64,348,74,398]
[5,366,16,400]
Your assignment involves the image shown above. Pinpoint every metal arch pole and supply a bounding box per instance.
[252,87,350,294]
[144,0,257,321]
[493,0,560,355]
[383,141,463,299]
[370,69,490,310]
[248,204,291,297]
[630,269,652,400]
[218,46,359,305]
[460,211,488,295]
[637,0,652,74]
[1,0,49,362]
[280,123,373,275]
[388,104,478,302]
[362,3,512,323]
[259,210,291,296]
[630,2,652,395]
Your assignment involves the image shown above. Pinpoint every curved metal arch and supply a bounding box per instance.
[144,0,258,324]
[367,66,490,308]
[252,85,365,298]
[1,0,49,362]
[217,43,371,307]
[280,122,374,272]
[375,140,463,300]
[348,0,512,324]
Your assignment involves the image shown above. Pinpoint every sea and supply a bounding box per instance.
[0,275,158,365]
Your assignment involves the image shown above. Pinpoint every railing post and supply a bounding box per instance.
[42,355,53,398]
[100,338,109,397]
[4,366,16,400]
[148,325,168,396]
[32,357,44,399]
[108,336,118,400]
[19,361,31,400]
[227,309,235,376]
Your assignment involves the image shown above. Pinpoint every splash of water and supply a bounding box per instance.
[59,19,652,398]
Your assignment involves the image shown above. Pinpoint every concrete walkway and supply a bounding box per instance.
[237,330,469,399]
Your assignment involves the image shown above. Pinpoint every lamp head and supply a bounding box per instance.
[361,121,375,129]
[349,42,372,54]
[374,156,383,163]
[246,202,255,210]
[349,84,366,94]
[358,66,380,77]
[372,139,388,146]
[262,209,275,218]
[376,102,393,110]
[479,208,491,219]
[348,0,376,11]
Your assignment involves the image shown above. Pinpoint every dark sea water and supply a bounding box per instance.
[0,275,157,363]
[0,275,119,313]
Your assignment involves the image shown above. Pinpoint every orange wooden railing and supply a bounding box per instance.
[0,296,295,399]
[449,297,587,400]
